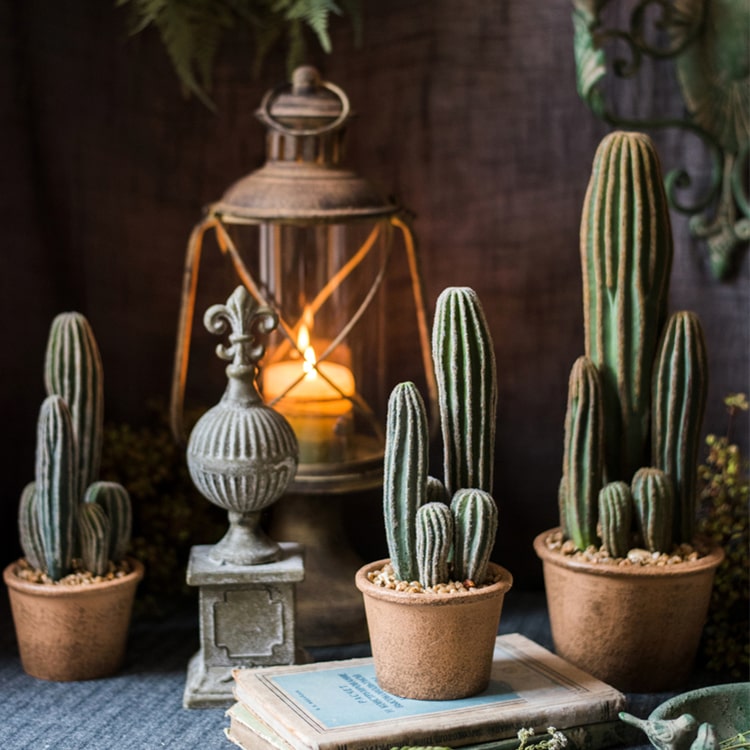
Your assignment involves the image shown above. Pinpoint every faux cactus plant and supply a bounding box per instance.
[558,131,709,556]
[18,313,133,582]
[382,287,499,588]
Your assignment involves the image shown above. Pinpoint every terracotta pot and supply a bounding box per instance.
[355,559,513,700]
[533,529,724,692]
[3,558,144,681]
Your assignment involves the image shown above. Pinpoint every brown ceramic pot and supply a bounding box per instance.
[3,558,144,681]
[355,559,513,700]
[533,529,724,692]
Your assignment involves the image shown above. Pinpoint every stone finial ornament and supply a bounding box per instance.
[187,286,298,566]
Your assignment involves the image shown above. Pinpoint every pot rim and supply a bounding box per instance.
[355,558,513,605]
[3,557,145,599]
[533,527,725,579]
[649,682,750,722]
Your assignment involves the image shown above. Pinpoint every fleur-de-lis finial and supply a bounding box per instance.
[203,286,278,382]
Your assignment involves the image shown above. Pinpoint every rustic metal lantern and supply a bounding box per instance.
[171,65,436,493]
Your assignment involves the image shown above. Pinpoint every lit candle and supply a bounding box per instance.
[263,324,356,464]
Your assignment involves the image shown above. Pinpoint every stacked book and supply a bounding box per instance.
[225,633,630,750]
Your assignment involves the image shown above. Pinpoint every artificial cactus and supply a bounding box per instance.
[383,382,428,582]
[451,489,498,583]
[416,503,453,587]
[598,481,633,558]
[79,502,111,577]
[18,313,133,581]
[44,312,104,501]
[432,287,497,496]
[631,467,674,553]
[84,481,133,563]
[34,395,77,580]
[580,131,673,484]
[559,356,604,550]
[382,287,500,589]
[651,311,708,544]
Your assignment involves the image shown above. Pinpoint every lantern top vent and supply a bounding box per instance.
[212,66,398,223]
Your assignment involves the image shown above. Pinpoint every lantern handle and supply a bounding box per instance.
[257,73,351,138]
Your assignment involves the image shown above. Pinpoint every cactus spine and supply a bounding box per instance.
[35,395,77,580]
[17,312,134,581]
[451,489,498,583]
[44,312,104,501]
[631,467,674,553]
[382,287,500,588]
[580,131,672,483]
[559,356,604,550]
[433,287,497,496]
[598,481,633,558]
[416,503,453,587]
[383,382,428,582]
[651,311,708,544]
[79,502,111,577]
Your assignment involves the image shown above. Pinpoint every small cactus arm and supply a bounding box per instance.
[383,382,428,582]
[580,131,673,483]
[598,481,633,558]
[450,488,498,584]
[78,501,111,577]
[651,311,708,544]
[432,287,497,496]
[34,395,77,580]
[44,312,104,500]
[559,356,604,550]
[416,502,453,588]
[18,482,44,571]
[84,481,132,562]
[631,467,675,553]
[426,476,450,505]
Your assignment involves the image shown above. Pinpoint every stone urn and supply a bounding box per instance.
[187,286,298,565]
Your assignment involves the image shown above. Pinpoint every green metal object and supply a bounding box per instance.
[573,0,749,279]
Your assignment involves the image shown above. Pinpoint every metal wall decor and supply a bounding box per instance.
[573,0,749,278]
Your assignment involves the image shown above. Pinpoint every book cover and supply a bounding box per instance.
[230,633,626,750]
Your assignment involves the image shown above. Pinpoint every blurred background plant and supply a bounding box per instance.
[100,399,226,618]
[116,0,363,108]
[697,392,749,677]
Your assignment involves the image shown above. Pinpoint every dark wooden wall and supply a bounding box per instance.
[1,1,747,589]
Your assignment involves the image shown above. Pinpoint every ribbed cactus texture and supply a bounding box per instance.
[598,481,633,558]
[35,395,77,580]
[426,476,449,505]
[79,502,111,577]
[432,287,497,496]
[84,482,133,563]
[416,503,453,588]
[451,489,498,583]
[18,312,133,580]
[632,467,674,553]
[383,382,428,582]
[581,131,673,484]
[651,311,708,544]
[44,312,104,501]
[18,483,43,571]
[559,356,604,550]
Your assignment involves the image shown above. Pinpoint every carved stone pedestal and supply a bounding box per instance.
[183,542,305,708]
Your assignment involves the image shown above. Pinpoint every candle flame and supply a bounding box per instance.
[298,323,317,380]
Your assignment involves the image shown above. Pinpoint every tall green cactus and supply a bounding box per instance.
[580,131,673,483]
[559,356,604,550]
[598,481,633,558]
[432,287,497,496]
[383,382,428,582]
[34,395,77,580]
[631,467,674,553]
[451,489,498,583]
[416,503,453,587]
[18,312,133,581]
[44,312,104,501]
[651,311,708,544]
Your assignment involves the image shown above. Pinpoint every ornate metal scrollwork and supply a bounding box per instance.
[573,0,749,279]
